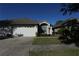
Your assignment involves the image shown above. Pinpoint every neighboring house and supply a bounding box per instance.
[0,18,53,37]
[53,23,64,33]
[53,18,79,34]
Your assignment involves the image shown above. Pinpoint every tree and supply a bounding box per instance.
[58,3,79,46]
[55,20,64,26]
[60,3,79,15]
[58,18,79,46]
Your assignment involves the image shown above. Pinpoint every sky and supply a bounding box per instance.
[0,3,79,24]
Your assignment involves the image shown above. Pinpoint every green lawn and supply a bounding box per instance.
[31,36,79,56]
[32,37,61,45]
[29,48,79,56]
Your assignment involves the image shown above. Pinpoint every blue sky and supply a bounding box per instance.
[0,3,79,24]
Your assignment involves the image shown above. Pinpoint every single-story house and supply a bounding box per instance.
[53,18,79,34]
[0,18,53,37]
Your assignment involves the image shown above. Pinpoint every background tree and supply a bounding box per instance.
[55,20,64,26]
[59,3,79,46]
[60,3,79,15]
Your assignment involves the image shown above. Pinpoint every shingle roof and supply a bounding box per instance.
[0,18,39,26]
[11,18,39,25]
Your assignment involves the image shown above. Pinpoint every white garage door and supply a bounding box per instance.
[13,26,37,37]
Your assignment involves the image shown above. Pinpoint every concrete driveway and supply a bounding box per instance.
[0,37,33,56]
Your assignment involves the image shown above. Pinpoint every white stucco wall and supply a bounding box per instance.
[47,26,53,35]
[49,27,53,35]
[13,26,37,37]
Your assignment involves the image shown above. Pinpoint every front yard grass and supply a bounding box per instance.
[29,48,79,56]
[31,36,79,56]
[32,37,61,45]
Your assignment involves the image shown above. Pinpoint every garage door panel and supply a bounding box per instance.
[13,26,37,37]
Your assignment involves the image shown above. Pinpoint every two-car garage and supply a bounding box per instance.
[13,26,38,37]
